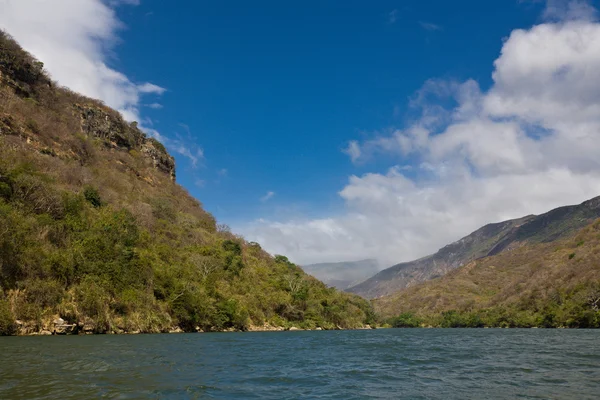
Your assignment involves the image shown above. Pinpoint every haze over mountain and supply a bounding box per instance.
[301,259,379,290]
[349,196,600,299]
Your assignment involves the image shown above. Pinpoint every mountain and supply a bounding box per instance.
[0,31,374,335]
[374,218,600,328]
[348,196,600,299]
[301,259,380,290]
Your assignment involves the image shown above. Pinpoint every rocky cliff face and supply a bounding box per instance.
[75,104,175,180]
[1,31,175,181]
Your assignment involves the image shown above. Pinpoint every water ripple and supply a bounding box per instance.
[0,329,599,399]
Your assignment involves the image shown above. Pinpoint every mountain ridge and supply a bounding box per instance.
[374,217,600,328]
[348,196,600,299]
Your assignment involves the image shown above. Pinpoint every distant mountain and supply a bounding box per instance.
[302,259,380,290]
[348,196,600,299]
[374,218,600,328]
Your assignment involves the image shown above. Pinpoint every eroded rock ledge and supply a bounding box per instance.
[75,104,176,180]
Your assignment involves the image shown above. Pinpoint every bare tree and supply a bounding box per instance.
[190,254,219,280]
[588,288,600,311]
[285,273,304,294]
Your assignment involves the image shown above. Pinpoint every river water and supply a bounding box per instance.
[0,329,598,399]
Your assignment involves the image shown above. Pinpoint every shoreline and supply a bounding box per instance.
[11,320,378,336]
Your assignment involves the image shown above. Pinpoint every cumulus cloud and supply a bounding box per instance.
[241,1,600,267]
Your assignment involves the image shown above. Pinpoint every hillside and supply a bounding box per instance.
[301,259,379,290]
[375,219,600,328]
[349,197,600,299]
[0,31,375,335]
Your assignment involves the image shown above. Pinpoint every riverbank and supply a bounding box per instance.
[12,317,377,336]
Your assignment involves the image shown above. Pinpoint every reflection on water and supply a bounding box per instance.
[0,329,599,399]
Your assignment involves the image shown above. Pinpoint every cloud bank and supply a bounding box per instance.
[242,1,600,266]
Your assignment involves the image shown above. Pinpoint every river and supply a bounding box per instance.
[1,329,598,399]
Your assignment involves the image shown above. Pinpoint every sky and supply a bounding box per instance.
[2,0,600,267]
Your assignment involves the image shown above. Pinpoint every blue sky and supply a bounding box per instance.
[3,0,600,266]
[113,0,545,221]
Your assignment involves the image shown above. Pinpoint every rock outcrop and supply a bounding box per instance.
[75,104,176,180]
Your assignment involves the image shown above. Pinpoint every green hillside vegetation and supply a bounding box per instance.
[0,31,374,335]
[376,219,600,328]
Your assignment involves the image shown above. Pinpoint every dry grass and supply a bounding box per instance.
[376,220,600,319]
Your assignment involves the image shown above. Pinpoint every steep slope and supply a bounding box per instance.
[349,197,600,299]
[375,219,600,328]
[302,259,379,290]
[0,31,374,335]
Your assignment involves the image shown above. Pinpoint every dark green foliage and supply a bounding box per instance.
[39,148,56,157]
[568,253,576,260]
[23,279,64,308]
[274,255,291,264]
[0,181,12,199]
[83,186,102,207]
[0,300,17,335]
[389,312,421,328]
[222,240,242,255]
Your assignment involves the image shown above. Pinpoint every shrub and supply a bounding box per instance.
[389,312,421,328]
[0,300,16,336]
[83,185,102,208]
[0,181,11,199]
[24,279,64,308]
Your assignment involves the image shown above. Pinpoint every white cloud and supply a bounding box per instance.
[389,9,398,24]
[137,82,167,95]
[0,0,166,125]
[261,191,275,202]
[343,141,362,164]
[241,1,600,267]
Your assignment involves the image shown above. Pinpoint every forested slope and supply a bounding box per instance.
[376,219,600,328]
[0,31,374,335]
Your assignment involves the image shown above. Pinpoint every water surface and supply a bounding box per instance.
[1,329,599,399]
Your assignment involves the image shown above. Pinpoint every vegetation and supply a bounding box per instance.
[377,219,600,328]
[0,30,374,334]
